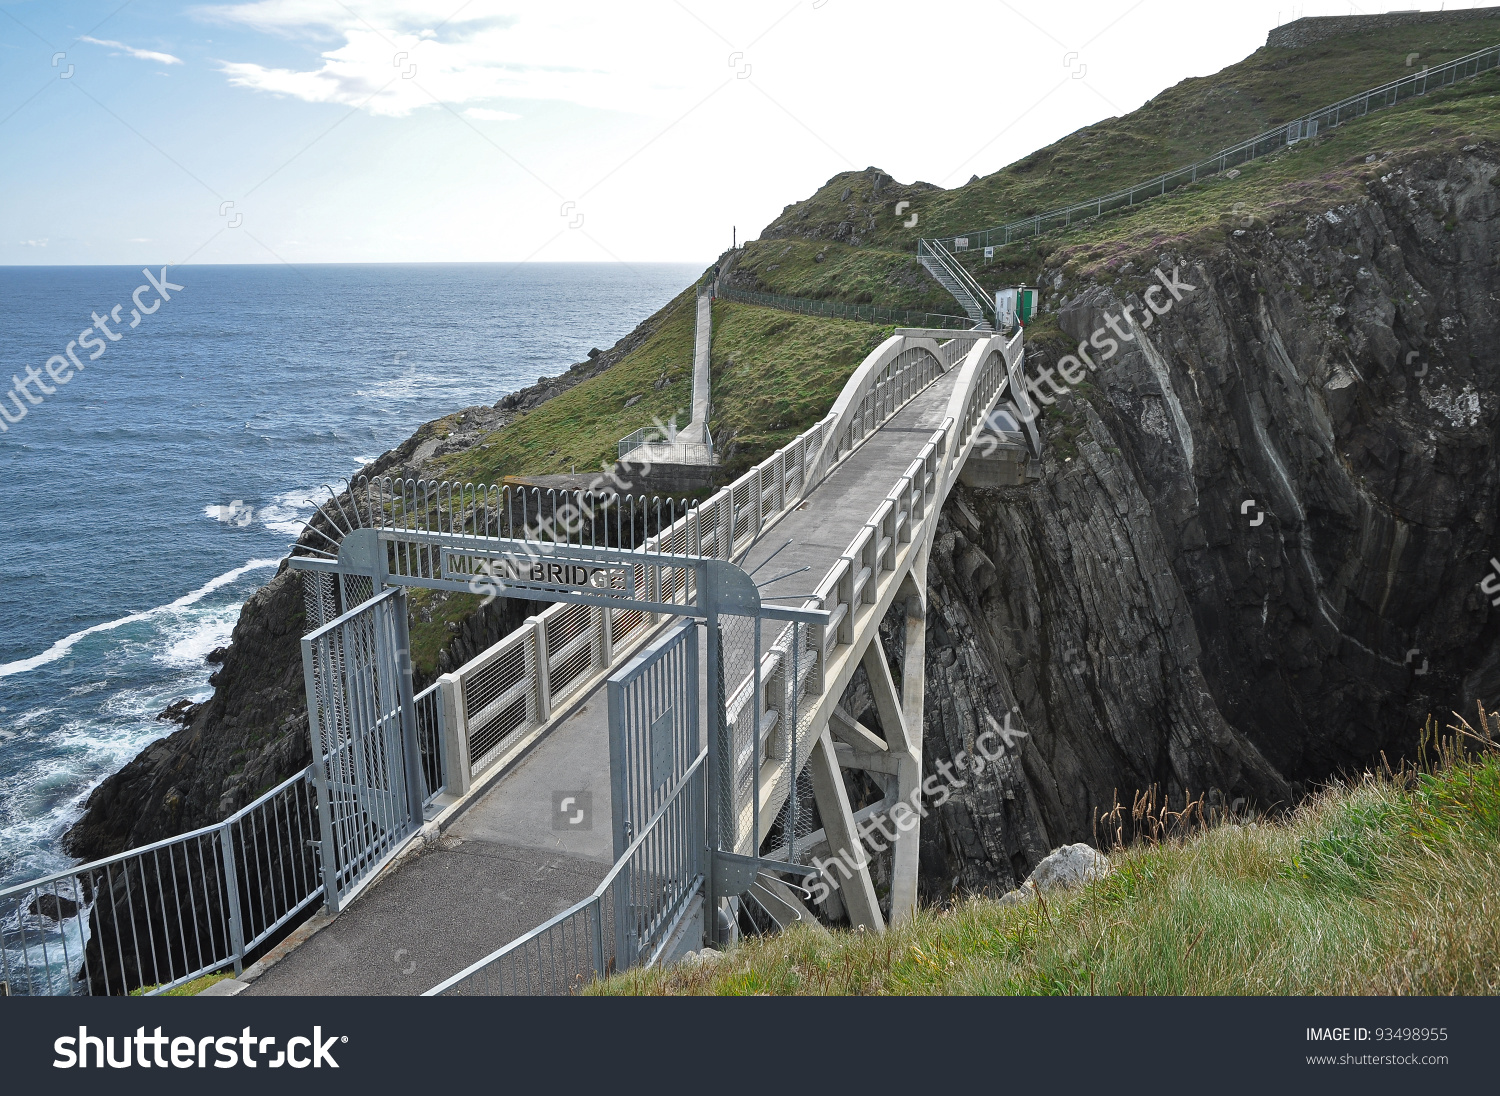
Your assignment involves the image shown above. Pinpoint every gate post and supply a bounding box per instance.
[301,636,344,914]
[390,590,427,828]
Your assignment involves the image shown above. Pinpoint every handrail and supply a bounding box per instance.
[0,765,323,996]
[917,238,996,327]
[422,750,708,995]
[801,333,960,492]
[938,328,1028,497]
[0,766,314,894]
[931,40,1500,252]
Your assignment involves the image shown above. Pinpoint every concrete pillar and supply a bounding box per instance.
[807,728,884,933]
[890,566,927,924]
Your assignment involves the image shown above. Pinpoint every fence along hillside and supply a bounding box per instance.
[928,41,1500,254]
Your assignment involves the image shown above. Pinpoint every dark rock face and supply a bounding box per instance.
[28,893,79,921]
[898,149,1500,900]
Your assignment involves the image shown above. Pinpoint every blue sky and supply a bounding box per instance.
[1,1,1484,265]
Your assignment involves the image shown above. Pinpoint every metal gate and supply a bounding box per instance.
[300,587,424,912]
[607,619,700,860]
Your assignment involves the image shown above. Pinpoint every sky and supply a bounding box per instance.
[1,0,1491,266]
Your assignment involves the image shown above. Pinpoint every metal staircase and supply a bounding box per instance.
[917,238,995,329]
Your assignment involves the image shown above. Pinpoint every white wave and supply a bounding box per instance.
[158,603,242,669]
[0,559,281,678]
[258,485,324,536]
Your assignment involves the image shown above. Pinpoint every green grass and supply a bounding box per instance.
[986,72,1500,288]
[434,286,699,484]
[707,302,887,477]
[593,711,1500,996]
[729,238,958,318]
[432,296,881,487]
[131,970,233,996]
[923,22,1500,242]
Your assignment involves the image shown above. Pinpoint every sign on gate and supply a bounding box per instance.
[301,587,424,912]
[442,546,637,600]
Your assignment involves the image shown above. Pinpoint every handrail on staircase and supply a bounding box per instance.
[918,238,997,329]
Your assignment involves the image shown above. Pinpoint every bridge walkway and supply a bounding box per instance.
[242,362,964,995]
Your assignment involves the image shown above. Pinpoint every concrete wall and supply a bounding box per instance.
[1266,8,1500,50]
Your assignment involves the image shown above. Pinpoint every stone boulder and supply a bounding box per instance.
[1027,843,1111,890]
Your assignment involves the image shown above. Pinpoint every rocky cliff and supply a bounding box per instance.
[884,146,1500,901]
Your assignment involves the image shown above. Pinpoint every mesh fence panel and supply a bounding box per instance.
[463,633,536,772]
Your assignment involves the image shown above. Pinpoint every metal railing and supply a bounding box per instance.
[618,425,657,460]
[930,41,1500,253]
[916,239,996,327]
[433,438,826,789]
[424,751,706,995]
[0,767,323,996]
[941,330,1030,480]
[715,282,976,329]
[806,331,965,487]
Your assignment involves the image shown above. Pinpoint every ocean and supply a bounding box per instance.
[0,262,699,892]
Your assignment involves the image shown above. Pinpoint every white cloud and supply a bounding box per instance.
[18,239,47,247]
[201,1,705,118]
[80,36,185,65]
[464,107,520,121]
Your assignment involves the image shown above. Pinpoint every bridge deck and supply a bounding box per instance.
[244,367,960,995]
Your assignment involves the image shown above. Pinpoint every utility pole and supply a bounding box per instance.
[732,226,736,249]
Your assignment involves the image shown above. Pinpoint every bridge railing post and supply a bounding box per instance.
[438,672,470,798]
[834,559,854,645]
[530,616,553,723]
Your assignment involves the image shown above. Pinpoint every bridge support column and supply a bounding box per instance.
[857,565,927,926]
[891,564,928,924]
[807,728,885,933]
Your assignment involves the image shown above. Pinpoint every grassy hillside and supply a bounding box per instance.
[595,712,1500,995]
[436,17,1499,487]
[435,286,699,483]
[978,70,1500,292]
[707,302,886,476]
[434,296,882,485]
[732,18,1500,312]
[923,19,1500,241]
